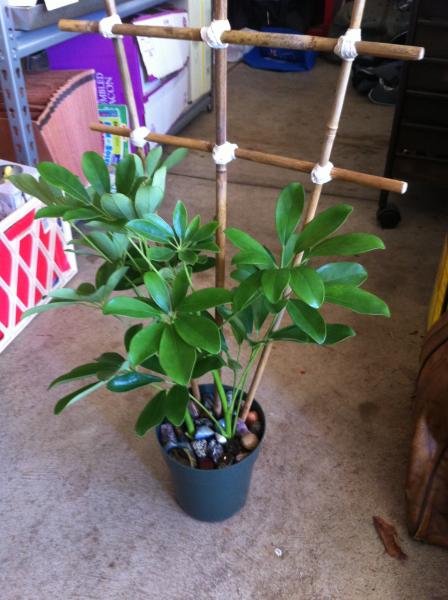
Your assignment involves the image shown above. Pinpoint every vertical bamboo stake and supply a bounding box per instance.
[214,0,228,290]
[241,0,368,420]
[104,0,145,162]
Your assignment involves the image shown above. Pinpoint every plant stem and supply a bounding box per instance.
[231,346,262,436]
[184,409,195,436]
[212,370,231,437]
[188,392,227,437]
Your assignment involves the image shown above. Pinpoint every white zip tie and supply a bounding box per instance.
[99,14,123,39]
[200,19,231,49]
[130,126,150,148]
[311,162,334,185]
[212,142,238,165]
[334,28,361,61]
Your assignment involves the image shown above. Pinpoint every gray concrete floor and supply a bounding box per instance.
[1,60,448,599]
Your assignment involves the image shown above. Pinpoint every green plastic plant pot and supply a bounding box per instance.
[156,384,265,522]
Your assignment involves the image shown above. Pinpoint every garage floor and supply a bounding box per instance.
[1,61,447,599]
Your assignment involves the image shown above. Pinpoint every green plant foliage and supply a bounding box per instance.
[128,323,164,366]
[160,325,196,385]
[308,233,385,257]
[106,372,162,392]
[82,151,110,196]
[174,314,221,354]
[295,204,352,252]
[316,262,367,286]
[289,266,325,308]
[135,390,167,436]
[287,299,326,344]
[261,268,290,303]
[10,149,391,438]
[275,182,304,245]
[165,385,190,426]
[324,285,390,316]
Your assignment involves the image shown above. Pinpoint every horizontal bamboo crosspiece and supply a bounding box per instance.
[59,19,425,62]
[90,123,408,195]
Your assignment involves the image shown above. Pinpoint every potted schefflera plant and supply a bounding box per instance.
[11,149,390,522]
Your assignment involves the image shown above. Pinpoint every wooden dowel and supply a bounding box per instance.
[90,123,407,195]
[241,0,370,420]
[58,19,425,61]
[102,0,144,162]
[214,0,228,292]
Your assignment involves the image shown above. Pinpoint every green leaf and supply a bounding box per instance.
[101,193,136,220]
[324,285,390,316]
[287,299,326,343]
[316,262,367,286]
[192,355,225,378]
[271,325,310,343]
[85,231,122,261]
[35,206,68,218]
[54,381,104,415]
[178,249,198,264]
[145,146,163,177]
[324,324,356,345]
[191,221,219,243]
[295,205,353,252]
[82,151,110,196]
[281,232,299,267]
[230,266,257,282]
[229,315,247,344]
[115,154,140,195]
[226,228,275,267]
[162,147,188,171]
[309,233,385,257]
[103,297,162,318]
[290,266,325,308]
[135,180,164,217]
[233,271,261,313]
[275,182,305,245]
[252,296,270,332]
[261,268,290,303]
[22,300,86,318]
[38,162,90,204]
[135,390,166,436]
[147,247,176,262]
[171,269,189,308]
[104,266,129,295]
[107,371,162,393]
[177,288,232,312]
[49,362,99,389]
[127,216,173,243]
[129,322,164,366]
[159,326,196,385]
[143,272,171,313]
[9,173,57,205]
[232,250,275,268]
[124,324,143,352]
[95,352,125,379]
[165,385,190,426]
[174,315,221,354]
[141,354,165,375]
[184,215,200,240]
[173,201,188,239]
[152,166,167,193]
[64,208,99,221]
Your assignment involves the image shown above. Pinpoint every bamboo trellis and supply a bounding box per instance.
[58,0,424,417]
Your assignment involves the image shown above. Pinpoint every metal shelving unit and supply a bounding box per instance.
[0,0,211,165]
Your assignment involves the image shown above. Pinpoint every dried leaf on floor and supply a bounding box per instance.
[373,516,407,560]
